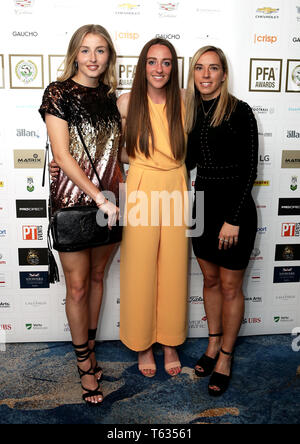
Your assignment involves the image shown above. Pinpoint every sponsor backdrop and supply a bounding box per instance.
[0,0,299,343]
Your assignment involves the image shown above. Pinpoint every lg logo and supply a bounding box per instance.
[291,327,300,352]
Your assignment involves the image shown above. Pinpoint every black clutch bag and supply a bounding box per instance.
[42,124,122,283]
[51,206,122,253]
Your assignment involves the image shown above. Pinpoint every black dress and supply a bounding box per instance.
[186,96,258,270]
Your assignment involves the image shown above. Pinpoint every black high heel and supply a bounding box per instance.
[88,329,103,381]
[194,333,222,377]
[208,348,234,397]
[73,341,103,406]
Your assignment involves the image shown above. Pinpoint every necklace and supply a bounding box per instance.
[201,97,217,118]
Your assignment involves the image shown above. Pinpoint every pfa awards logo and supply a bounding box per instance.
[249,58,282,92]
[48,55,65,83]
[286,60,300,92]
[9,55,44,89]
[116,56,138,90]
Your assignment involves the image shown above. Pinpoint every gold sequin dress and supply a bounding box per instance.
[39,78,123,214]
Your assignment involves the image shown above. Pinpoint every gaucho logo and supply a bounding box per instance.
[16,200,47,218]
[278,198,300,215]
[156,33,180,40]
[12,31,38,37]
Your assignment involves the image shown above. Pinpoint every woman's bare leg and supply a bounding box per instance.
[209,267,245,392]
[87,243,117,378]
[195,259,223,373]
[59,249,101,403]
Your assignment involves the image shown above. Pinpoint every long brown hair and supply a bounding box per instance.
[58,24,117,94]
[126,38,185,160]
[185,45,238,133]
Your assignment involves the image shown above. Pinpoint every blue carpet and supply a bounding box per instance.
[0,335,299,424]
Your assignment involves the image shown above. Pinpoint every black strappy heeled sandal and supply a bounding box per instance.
[88,329,103,381]
[208,348,234,397]
[73,341,103,406]
[194,333,222,378]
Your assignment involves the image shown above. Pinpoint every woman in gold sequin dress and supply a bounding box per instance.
[39,25,123,405]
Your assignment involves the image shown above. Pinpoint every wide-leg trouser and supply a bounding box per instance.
[120,164,189,352]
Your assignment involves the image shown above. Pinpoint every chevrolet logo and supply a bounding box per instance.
[257,7,279,14]
[118,3,139,9]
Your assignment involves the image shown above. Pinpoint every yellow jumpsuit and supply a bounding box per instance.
[120,96,188,351]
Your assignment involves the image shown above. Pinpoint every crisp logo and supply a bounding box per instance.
[254,34,277,44]
[115,32,139,40]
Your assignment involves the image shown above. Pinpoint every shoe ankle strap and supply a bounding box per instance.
[72,341,90,362]
[209,332,223,337]
[220,348,233,356]
[88,329,97,341]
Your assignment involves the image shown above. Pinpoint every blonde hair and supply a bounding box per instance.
[185,45,237,133]
[58,24,117,94]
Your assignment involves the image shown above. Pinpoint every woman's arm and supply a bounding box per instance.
[46,113,103,202]
[46,113,119,227]
[117,92,130,164]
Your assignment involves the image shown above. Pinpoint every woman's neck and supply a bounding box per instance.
[147,85,166,104]
[71,74,99,88]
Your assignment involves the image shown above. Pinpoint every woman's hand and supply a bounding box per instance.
[49,159,60,179]
[95,193,120,230]
[218,222,239,250]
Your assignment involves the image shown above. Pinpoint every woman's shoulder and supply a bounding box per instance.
[231,98,256,122]
[233,98,253,114]
[117,92,131,117]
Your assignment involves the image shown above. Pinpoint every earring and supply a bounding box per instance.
[74,61,78,70]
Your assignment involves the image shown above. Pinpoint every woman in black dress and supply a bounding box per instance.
[185,46,258,396]
[39,24,123,405]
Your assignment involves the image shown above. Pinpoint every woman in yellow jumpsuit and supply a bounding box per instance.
[118,38,188,377]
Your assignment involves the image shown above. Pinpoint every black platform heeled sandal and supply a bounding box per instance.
[88,329,103,381]
[73,341,103,406]
[208,348,234,397]
[194,333,222,378]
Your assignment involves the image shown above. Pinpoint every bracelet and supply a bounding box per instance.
[97,198,108,208]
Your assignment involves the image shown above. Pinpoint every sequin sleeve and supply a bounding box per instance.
[39,81,69,122]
